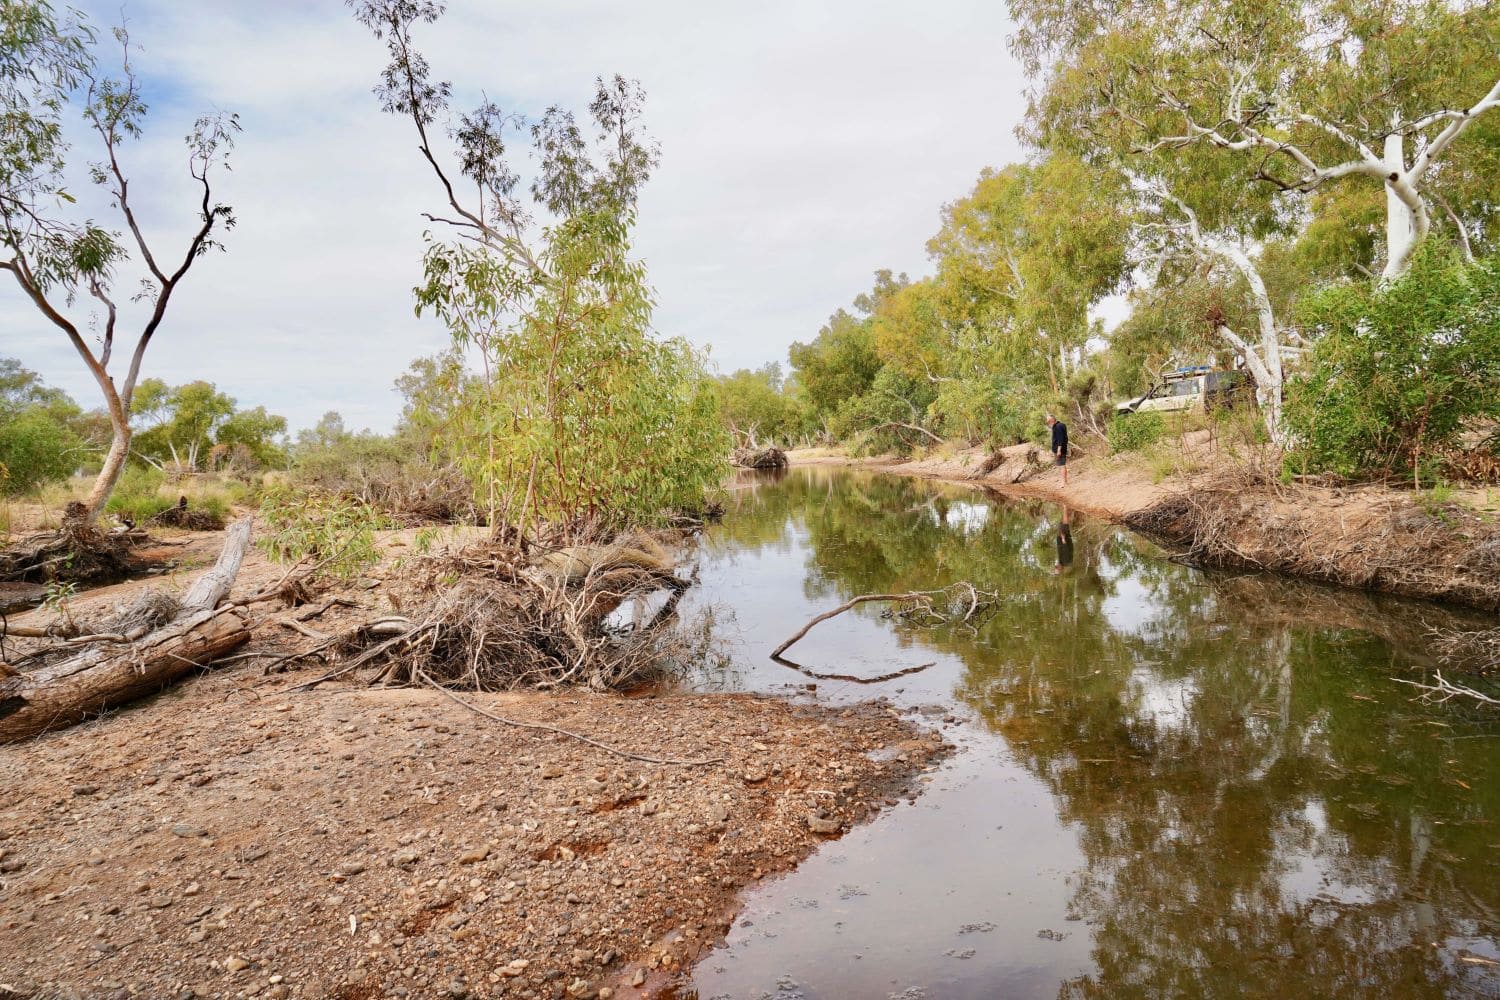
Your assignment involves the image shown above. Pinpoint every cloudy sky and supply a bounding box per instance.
[3,1,1033,432]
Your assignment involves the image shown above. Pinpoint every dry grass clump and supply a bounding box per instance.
[1125,468,1500,612]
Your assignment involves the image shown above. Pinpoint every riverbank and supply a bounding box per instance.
[0,533,948,1000]
[0,678,943,1000]
[790,440,1500,615]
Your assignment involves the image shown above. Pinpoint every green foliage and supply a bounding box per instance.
[0,357,86,495]
[1108,411,1167,454]
[0,408,80,496]
[289,410,475,524]
[130,379,287,473]
[214,406,288,468]
[717,363,808,446]
[1285,246,1500,483]
[416,233,728,530]
[350,7,725,531]
[103,464,168,522]
[788,308,883,427]
[257,485,384,581]
[828,368,938,457]
[929,375,1033,446]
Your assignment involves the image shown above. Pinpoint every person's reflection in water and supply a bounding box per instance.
[1053,506,1075,575]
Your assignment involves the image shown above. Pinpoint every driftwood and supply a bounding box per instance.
[731,446,788,470]
[771,584,999,668]
[0,519,253,744]
[1394,670,1500,709]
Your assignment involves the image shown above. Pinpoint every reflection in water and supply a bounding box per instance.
[1054,506,1075,575]
[682,468,1500,999]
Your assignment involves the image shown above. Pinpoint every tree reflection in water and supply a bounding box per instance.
[705,467,1500,998]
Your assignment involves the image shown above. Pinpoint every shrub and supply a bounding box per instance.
[1108,410,1166,453]
[0,410,81,496]
[290,419,476,526]
[104,465,171,522]
[929,375,1031,445]
[828,367,938,456]
[257,485,384,581]
[1285,245,1500,484]
[416,237,730,530]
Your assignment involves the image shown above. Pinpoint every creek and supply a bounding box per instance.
[671,466,1500,999]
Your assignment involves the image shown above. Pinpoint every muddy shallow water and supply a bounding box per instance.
[671,467,1500,1000]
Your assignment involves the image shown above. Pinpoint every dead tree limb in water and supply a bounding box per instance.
[771,584,999,664]
[0,519,253,743]
[1394,670,1500,709]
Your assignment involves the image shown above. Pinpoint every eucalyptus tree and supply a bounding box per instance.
[1010,0,1500,441]
[349,1,726,530]
[922,155,1131,386]
[0,2,239,516]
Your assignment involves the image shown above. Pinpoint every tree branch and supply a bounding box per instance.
[1410,74,1500,179]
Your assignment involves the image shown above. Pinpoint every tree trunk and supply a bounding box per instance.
[0,518,253,743]
[1383,131,1418,282]
[82,417,132,518]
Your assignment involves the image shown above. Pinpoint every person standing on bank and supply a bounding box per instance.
[1046,413,1069,486]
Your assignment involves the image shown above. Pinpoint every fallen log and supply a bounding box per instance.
[0,519,253,744]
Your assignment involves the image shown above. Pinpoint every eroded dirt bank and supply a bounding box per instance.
[791,443,1500,614]
[0,668,944,1000]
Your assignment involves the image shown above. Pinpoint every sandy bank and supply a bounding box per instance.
[0,670,943,1000]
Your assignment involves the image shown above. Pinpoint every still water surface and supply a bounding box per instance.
[674,467,1499,999]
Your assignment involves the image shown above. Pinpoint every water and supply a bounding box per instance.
[673,467,1500,999]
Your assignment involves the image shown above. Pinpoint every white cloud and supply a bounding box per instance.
[2,0,1029,432]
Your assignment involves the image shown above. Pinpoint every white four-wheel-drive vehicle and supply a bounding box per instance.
[1115,365,1247,415]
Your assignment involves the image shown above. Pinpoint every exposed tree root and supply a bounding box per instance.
[281,532,707,697]
[0,503,147,585]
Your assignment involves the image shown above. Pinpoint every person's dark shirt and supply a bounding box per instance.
[1051,420,1069,456]
[1056,525,1074,568]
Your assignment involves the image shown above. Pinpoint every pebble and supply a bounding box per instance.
[225,956,249,973]
[72,785,99,796]
[148,894,173,909]
[338,860,367,876]
[171,824,207,838]
[806,814,841,835]
[458,844,490,865]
